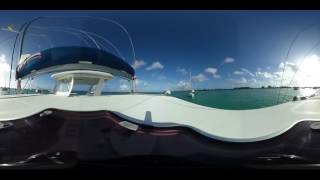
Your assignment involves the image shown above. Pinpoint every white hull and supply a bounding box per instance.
[0,94,320,142]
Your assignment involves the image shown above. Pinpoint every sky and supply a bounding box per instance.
[1,10,320,92]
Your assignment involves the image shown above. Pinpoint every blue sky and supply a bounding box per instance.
[1,10,320,92]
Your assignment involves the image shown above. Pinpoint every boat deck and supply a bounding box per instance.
[1,94,320,142]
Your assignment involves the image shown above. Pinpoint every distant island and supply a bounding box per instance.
[176,86,320,92]
[0,87,51,94]
[2,86,320,95]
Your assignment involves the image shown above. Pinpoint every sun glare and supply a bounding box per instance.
[296,54,320,87]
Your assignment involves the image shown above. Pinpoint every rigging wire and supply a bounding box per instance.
[7,16,96,90]
[276,24,317,104]
[280,38,320,102]
[30,26,92,47]
[36,25,125,59]
[40,16,136,63]
[86,31,125,60]
[7,16,135,92]
[1,27,54,48]
[31,25,124,59]
[28,24,101,50]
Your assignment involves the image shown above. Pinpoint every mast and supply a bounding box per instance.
[189,69,192,90]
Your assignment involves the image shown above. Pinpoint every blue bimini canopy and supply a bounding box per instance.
[16,46,135,80]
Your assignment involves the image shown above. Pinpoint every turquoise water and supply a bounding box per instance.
[170,88,315,110]
[12,88,317,110]
[102,88,317,110]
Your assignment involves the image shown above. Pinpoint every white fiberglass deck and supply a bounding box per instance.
[1,94,320,142]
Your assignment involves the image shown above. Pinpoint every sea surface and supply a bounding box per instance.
[2,88,318,110]
[101,88,318,110]
[170,88,318,110]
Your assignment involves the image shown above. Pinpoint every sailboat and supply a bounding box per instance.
[189,89,195,98]
[164,89,171,95]
[0,16,320,168]
[188,70,195,98]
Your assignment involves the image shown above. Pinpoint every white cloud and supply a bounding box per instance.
[250,78,257,83]
[228,63,307,87]
[252,61,300,87]
[256,71,274,79]
[136,79,148,87]
[119,84,129,90]
[233,68,254,77]
[131,60,146,69]
[177,80,191,90]
[118,79,130,91]
[254,68,280,87]
[213,74,221,79]
[229,77,248,85]
[241,68,254,77]
[192,73,208,82]
[237,77,247,84]
[279,61,298,72]
[146,61,164,71]
[205,67,221,79]
[176,67,187,75]
[222,57,235,64]
[233,70,244,75]
[204,67,217,75]
[0,54,11,87]
[229,60,320,88]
